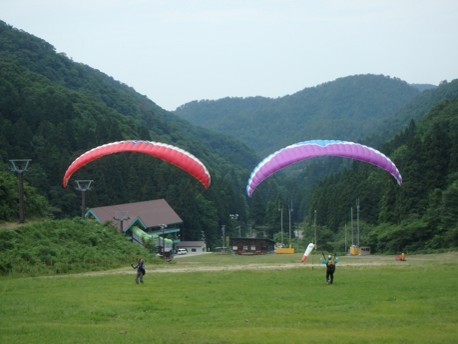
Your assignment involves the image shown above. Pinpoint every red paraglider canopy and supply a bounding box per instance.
[62,140,211,189]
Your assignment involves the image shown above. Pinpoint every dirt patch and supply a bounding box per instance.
[0,222,26,229]
[73,261,394,277]
[50,252,457,278]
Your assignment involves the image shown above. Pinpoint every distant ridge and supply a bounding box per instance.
[175,74,420,155]
[410,83,437,92]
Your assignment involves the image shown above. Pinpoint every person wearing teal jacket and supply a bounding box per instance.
[320,255,340,285]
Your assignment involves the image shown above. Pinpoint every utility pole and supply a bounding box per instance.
[229,213,239,237]
[350,207,354,246]
[288,200,293,247]
[221,225,226,253]
[313,209,317,245]
[9,159,31,223]
[160,224,167,256]
[344,224,347,255]
[356,198,360,247]
[278,205,284,244]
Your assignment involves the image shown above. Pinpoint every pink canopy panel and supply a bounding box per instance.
[247,140,402,197]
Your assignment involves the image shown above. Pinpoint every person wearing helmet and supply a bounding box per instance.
[320,254,340,285]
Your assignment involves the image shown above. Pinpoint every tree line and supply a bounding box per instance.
[0,21,252,248]
[0,20,457,252]
[302,97,458,252]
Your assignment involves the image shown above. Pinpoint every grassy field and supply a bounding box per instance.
[1,252,457,343]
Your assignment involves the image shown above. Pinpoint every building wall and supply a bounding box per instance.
[177,241,207,253]
[230,238,275,255]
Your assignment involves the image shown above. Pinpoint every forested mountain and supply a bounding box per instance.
[246,80,458,251]
[175,75,421,155]
[0,20,456,253]
[0,20,256,246]
[304,94,458,252]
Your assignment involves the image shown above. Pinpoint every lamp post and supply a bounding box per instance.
[345,224,347,255]
[313,209,317,246]
[75,180,93,219]
[350,207,354,246]
[9,159,31,223]
[278,205,284,244]
[160,224,167,256]
[229,213,239,237]
[221,225,226,253]
[288,201,293,248]
[356,198,360,247]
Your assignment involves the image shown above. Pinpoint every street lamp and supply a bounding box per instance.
[221,225,226,253]
[160,224,167,257]
[229,213,239,237]
[9,159,31,223]
[278,205,284,244]
[75,180,93,219]
[356,198,360,247]
[345,224,347,255]
[288,201,293,248]
[350,207,354,246]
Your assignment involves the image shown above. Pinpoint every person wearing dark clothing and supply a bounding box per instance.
[320,255,340,285]
[131,258,145,284]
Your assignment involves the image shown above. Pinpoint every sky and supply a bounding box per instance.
[1,0,458,111]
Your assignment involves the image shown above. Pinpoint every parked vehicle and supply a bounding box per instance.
[177,248,188,255]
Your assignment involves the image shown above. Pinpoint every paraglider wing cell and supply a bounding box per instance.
[246,140,402,197]
[62,140,211,189]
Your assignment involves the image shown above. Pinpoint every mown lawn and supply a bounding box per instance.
[1,253,457,343]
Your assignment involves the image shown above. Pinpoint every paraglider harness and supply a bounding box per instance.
[322,252,336,272]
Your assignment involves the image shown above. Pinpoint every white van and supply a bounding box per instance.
[177,248,188,255]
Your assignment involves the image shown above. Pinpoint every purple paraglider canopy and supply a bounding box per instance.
[246,140,402,197]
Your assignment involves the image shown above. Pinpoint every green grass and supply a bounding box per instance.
[1,253,457,343]
[0,219,154,276]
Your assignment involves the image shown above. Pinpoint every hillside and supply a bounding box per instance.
[0,20,258,171]
[175,74,421,154]
[0,20,456,253]
[0,219,151,275]
[304,94,458,252]
[0,20,256,246]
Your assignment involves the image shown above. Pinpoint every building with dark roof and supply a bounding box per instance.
[85,199,183,235]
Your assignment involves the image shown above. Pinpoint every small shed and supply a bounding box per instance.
[177,241,207,253]
[360,246,371,256]
[230,238,275,255]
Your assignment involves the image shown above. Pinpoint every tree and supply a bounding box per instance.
[0,170,49,221]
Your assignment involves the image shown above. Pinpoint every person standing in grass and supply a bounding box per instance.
[320,254,339,285]
[131,258,145,284]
